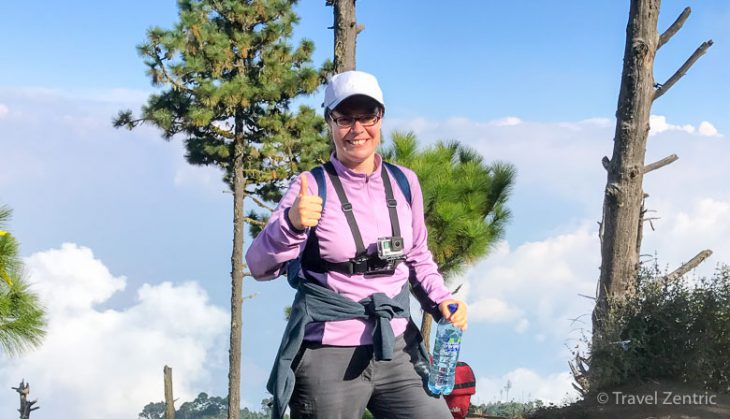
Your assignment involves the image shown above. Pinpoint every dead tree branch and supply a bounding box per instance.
[662,249,713,284]
[644,154,678,174]
[658,7,691,49]
[243,217,266,227]
[654,40,714,101]
[249,195,274,212]
[569,352,590,396]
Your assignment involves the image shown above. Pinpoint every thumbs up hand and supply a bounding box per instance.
[287,174,323,231]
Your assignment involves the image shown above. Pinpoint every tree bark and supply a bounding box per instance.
[643,154,678,174]
[331,0,358,72]
[654,40,714,100]
[588,0,714,392]
[662,249,713,284]
[658,7,690,49]
[420,311,433,353]
[227,114,246,419]
[12,380,38,419]
[593,0,660,357]
[164,366,175,419]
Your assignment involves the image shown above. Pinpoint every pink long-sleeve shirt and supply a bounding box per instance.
[245,154,452,346]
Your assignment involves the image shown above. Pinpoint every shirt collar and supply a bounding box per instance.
[329,153,383,182]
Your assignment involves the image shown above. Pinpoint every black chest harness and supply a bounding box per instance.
[296,161,412,279]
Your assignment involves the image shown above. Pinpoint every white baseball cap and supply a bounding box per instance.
[323,71,385,111]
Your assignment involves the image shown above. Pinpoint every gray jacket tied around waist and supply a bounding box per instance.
[267,280,428,419]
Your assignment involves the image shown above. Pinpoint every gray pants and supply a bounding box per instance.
[289,330,452,419]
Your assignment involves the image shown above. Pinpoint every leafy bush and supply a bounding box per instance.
[470,399,545,417]
[138,393,285,419]
[590,262,730,392]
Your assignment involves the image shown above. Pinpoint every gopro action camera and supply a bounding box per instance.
[377,236,404,260]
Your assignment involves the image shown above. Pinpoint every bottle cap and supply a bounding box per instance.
[448,303,458,314]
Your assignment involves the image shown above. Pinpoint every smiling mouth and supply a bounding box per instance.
[347,139,367,145]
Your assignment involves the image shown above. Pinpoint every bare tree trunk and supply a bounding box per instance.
[12,380,38,419]
[328,0,361,72]
[227,114,246,419]
[599,0,659,305]
[589,0,713,391]
[593,0,660,351]
[420,311,433,353]
[164,366,175,419]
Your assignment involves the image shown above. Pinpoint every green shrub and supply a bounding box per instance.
[590,263,730,392]
[470,399,545,417]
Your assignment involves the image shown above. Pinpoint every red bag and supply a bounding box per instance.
[443,362,476,419]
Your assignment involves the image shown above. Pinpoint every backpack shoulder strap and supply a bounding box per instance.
[310,165,327,205]
[383,161,412,206]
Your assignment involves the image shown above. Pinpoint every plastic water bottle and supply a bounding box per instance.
[428,303,462,395]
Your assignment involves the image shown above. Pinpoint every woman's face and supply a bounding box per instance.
[328,96,382,173]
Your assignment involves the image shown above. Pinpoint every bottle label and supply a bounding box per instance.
[444,342,460,352]
[443,335,461,352]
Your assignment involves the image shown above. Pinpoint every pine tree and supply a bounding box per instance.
[382,132,515,350]
[0,204,46,356]
[114,2,330,417]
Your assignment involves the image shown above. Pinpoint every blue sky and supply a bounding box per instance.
[2,1,730,418]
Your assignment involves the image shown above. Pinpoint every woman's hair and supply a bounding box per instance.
[324,95,384,121]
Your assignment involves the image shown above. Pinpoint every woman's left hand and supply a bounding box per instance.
[438,299,468,331]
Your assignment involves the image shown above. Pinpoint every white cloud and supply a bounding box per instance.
[469,297,522,323]
[649,115,725,138]
[464,198,730,406]
[27,243,127,313]
[465,228,599,337]
[643,198,730,279]
[463,197,730,340]
[650,115,695,136]
[388,115,615,208]
[579,117,612,127]
[474,368,576,405]
[0,244,229,419]
[669,198,730,237]
[491,116,523,126]
[386,114,726,213]
[0,103,8,118]
[514,318,529,334]
[698,121,722,137]
[384,114,730,354]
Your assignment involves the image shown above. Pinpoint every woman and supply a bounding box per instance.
[246,70,468,419]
